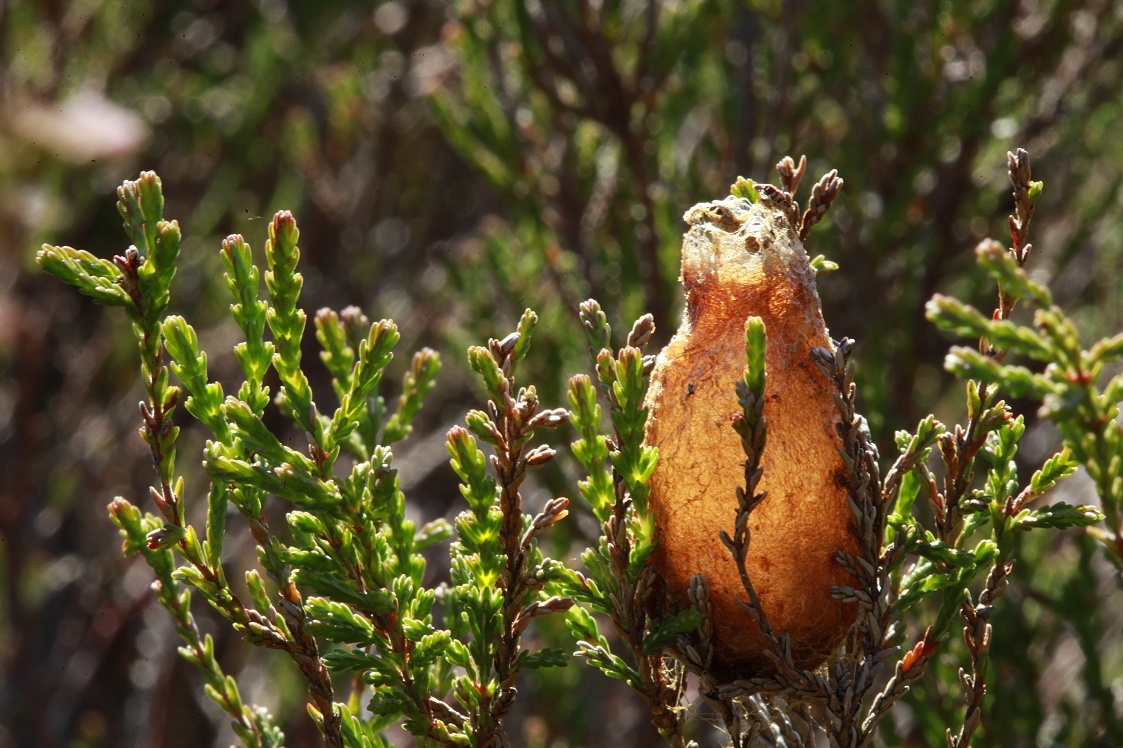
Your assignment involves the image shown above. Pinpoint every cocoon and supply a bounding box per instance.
[644,194,858,678]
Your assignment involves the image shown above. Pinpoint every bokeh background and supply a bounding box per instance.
[3,0,1123,746]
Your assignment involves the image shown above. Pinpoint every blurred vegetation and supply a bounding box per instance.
[3,0,1123,746]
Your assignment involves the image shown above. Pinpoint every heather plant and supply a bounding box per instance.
[38,174,576,748]
[35,148,1120,748]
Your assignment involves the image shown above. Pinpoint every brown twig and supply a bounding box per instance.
[811,340,907,748]
[776,155,807,198]
[676,575,743,744]
[799,170,844,241]
[984,148,1038,364]
[1006,148,1036,266]
[950,148,1040,748]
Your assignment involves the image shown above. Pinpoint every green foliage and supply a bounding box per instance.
[35,246,132,307]
[38,173,579,748]
[77,178,287,746]
[560,302,694,744]
[641,608,705,657]
[740,317,767,425]
[905,151,1120,747]
[928,231,1123,571]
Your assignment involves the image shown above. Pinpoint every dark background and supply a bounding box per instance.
[2,0,1123,746]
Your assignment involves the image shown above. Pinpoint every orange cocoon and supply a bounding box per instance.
[644,195,859,678]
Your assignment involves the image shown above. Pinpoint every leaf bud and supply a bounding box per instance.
[524,445,556,468]
[146,523,188,550]
[526,408,568,431]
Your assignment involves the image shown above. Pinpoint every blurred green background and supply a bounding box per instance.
[2,0,1123,746]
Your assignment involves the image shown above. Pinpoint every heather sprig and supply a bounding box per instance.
[446,308,574,746]
[222,233,274,415]
[108,497,285,748]
[808,152,1104,748]
[719,318,774,661]
[264,212,326,458]
[816,152,1103,747]
[37,173,493,748]
[40,173,300,747]
[927,149,1117,747]
[564,300,692,748]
